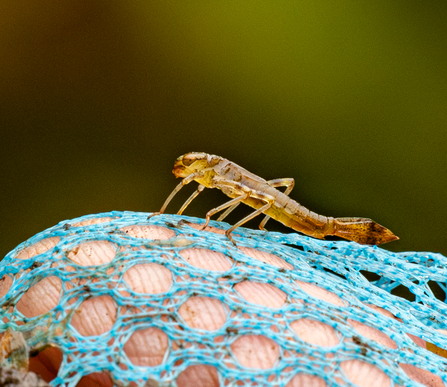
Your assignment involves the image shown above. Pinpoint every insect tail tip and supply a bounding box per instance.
[333,217,399,245]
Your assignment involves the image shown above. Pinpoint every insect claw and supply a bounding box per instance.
[147,212,161,220]
[200,217,212,230]
[224,230,237,245]
[177,219,192,227]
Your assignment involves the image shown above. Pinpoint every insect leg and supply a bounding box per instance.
[259,178,295,230]
[201,193,250,230]
[266,178,295,192]
[216,202,241,221]
[147,172,204,220]
[226,201,273,244]
[178,185,205,215]
[216,185,276,243]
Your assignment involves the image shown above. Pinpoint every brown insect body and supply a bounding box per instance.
[158,152,398,245]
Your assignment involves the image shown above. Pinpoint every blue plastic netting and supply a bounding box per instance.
[1,211,447,386]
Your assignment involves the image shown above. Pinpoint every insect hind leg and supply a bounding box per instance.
[259,178,295,230]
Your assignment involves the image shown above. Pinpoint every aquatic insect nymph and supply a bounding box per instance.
[155,152,399,245]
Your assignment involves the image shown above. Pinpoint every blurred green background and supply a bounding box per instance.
[1,1,446,258]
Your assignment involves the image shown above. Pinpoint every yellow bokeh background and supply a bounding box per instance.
[1,1,446,256]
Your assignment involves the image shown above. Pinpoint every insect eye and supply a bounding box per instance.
[182,154,197,166]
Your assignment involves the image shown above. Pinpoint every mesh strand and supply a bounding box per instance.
[1,211,447,386]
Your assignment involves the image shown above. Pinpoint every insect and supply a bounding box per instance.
[154,152,399,245]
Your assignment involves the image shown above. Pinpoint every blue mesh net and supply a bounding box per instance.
[1,211,447,386]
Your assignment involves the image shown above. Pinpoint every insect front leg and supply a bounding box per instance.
[259,178,295,230]
[178,184,205,215]
[147,172,204,220]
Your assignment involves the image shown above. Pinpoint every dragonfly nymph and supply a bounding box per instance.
[153,152,399,245]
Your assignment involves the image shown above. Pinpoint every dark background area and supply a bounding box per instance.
[1,1,446,259]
